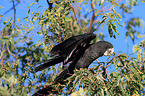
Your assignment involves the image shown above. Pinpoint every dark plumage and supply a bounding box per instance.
[35,33,96,72]
[33,33,114,96]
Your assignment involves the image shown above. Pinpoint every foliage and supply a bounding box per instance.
[0,0,144,96]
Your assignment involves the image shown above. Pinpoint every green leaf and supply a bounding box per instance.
[111,23,119,34]
[65,17,72,21]
[117,13,122,21]
[108,24,113,37]
[28,9,30,14]
[133,45,140,53]
[9,37,14,46]
[76,0,83,3]
[0,37,9,41]
[138,34,145,38]
[114,2,119,6]
[28,2,35,8]
[0,15,4,17]
[37,32,41,34]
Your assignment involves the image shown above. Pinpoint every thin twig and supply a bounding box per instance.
[4,2,19,15]
[97,4,113,13]
[142,44,145,63]
[6,42,17,59]
[12,0,16,28]
[91,17,106,33]
[96,59,101,65]
[46,0,53,11]
[88,0,95,33]
[96,59,103,75]
[70,21,74,32]
[68,2,84,33]
[0,50,4,59]
[90,4,115,33]
[97,55,120,68]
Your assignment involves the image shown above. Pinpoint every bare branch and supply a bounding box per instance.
[46,0,53,11]
[6,42,17,59]
[70,21,74,32]
[3,2,19,15]
[91,17,106,33]
[12,0,16,28]
[96,59,101,65]
[96,55,121,68]
[68,2,84,33]
[88,0,95,33]
[0,50,4,59]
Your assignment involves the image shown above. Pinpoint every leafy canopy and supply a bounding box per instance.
[0,0,144,96]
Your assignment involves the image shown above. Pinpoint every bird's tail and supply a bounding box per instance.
[33,67,74,95]
[32,85,58,96]
[35,56,64,72]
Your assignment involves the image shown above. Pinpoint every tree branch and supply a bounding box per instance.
[90,3,114,33]
[0,50,4,59]
[91,17,106,33]
[6,42,17,59]
[70,21,74,32]
[46,0,53,11]
[88,0,95,33]
[4,2,19,15]
[96,55,121,68]
[12,0,16,28]
[68,2,84,33]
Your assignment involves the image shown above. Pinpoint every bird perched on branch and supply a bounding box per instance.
[33,33,114,96]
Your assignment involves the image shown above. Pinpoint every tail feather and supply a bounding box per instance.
[33,66,74,95]
[35,56,64,72]
[54,68,74,83]
[32,85,58,96]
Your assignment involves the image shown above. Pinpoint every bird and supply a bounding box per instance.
[33,33,114,96]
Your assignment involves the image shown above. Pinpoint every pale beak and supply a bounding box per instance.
[104,48,114,56]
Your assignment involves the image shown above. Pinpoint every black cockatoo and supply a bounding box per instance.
[33,33,114,96]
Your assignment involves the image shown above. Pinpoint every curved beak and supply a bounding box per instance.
[104,48,114,56]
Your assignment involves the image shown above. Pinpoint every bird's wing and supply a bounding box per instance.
[34,33,96,72]
[51,33,96,63]
[35,56,64,72]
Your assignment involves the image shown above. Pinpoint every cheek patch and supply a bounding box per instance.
[104,48,114,56]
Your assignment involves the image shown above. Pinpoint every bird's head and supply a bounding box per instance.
[96,41,114,56]
[103,41,114,56]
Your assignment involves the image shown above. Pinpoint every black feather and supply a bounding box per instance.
[33,33,113,95]
[35,33,96,72]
